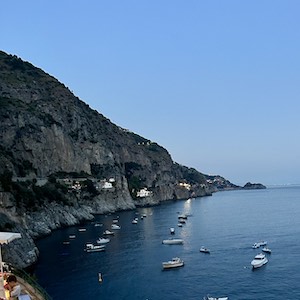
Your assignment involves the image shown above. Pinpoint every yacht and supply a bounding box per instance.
[85,243,106,252]
[251,253,268,268]
[162,238,183,245]
[162,257,184,269]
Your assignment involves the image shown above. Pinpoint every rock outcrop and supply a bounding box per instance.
[243,182,266,190]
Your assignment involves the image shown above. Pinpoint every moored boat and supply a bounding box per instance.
[162,257,184,269]
[103,230,114,235]
[203,295,229,300]
[111,224,121,230]
[252,241,267,248]
[251,253,268,268]
[162,238,183,245]
[170,227,175,234]
[97,237,110,244]
[85,243,106,252]
[200,246,210,254]
[262,247,272,254]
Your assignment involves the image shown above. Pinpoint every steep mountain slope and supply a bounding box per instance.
[0,51,237,267]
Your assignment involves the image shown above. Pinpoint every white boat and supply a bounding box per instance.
[203,295,229,300]
[170,227,175,234]
[251,253,268,268]
[252,243,260,249]
[94,223,103,227]
[111,224,121,230]
[252,241,267,248]
[103,230,114,235]
[162,238,183,245]
[85,243,106,252]
[178,214,187,219]
[162,257,184,269]
[200,246,210,254]
[178,218,186,224]
[97,237,110,244]
[69,235,76,239]
[262,247,272,254]
[177,223,183,227]
[132,219,138,224]
[78,228,86,232]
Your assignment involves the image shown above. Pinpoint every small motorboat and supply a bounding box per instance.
[103,230,114,236]
[178,218,186,224]
[252,241,267,248]
[262,247,272,254]
[203,295,229,300]
[98,272,103,283]
[78,228,86,232]
[178,214,187,219]
[162,238,183,245]
[97,237,110,244]
[170,227,175,234]
[132,219,138,224]
[200,246,210,254]
[111,224,121,230]
[69,235,76,239]
[252,243,260,249]
[162,257,184,269]
[94,223,103,227]
[177,223,183,227]
[251,253,268,268]
[62,241,70,245]
[85,243,106,253]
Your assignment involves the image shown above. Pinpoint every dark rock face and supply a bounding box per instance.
[243,182,266,190]
[0,50,238,267]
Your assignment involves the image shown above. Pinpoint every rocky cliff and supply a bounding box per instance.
[0,50,237,268]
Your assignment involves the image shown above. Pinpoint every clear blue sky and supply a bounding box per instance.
[1,1,300,185]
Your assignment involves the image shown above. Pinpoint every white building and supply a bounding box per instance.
[137,188,152,197]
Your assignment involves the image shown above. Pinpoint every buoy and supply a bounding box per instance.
[98,273,103,283]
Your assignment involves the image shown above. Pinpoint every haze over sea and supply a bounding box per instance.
[34,186,300,300]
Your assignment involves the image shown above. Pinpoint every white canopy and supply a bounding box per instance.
[0,232,22,245]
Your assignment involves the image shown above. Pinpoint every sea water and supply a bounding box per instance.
[34,186,300,299]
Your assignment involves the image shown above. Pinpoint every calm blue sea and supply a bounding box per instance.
[34,186,300,300]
